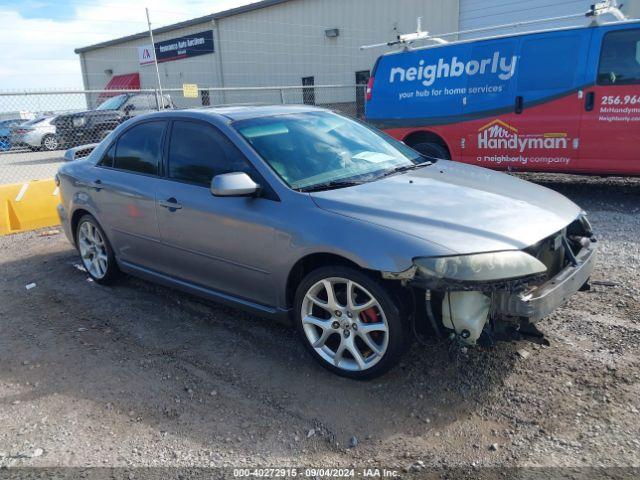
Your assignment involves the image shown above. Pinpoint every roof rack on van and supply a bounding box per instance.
[360,0,627,51]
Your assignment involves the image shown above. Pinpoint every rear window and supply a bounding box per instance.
[598,28,640,85]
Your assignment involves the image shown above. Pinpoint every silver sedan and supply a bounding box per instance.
[56,106,596,379]
[11,116,59,151]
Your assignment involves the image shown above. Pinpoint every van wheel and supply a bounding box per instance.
[412,142,450,160]
[294,266,409,380]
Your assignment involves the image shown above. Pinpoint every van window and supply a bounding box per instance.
[598,29,640,85]
[518,35,581,91]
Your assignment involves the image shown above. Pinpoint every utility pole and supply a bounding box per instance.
[146,7,164,110]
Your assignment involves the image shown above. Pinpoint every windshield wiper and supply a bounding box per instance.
[377,160,432,179]
[298,180,364,192]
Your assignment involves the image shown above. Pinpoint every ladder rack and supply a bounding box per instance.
[360,0,628,51]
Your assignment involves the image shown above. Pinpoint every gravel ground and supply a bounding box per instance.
[0,173,638,478]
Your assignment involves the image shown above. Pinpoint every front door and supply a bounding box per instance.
[155,119,279,307]
[579,27,640,174]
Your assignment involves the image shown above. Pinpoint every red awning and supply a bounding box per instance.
[97,73,141,104]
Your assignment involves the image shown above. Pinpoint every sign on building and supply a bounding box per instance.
[138,31,214,66]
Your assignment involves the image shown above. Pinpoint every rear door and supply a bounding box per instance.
[92,120,167,269]
[579,26,640,174]
[155,119,279,307]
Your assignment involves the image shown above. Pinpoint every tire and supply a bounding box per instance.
[411,142,450,160]
[294,266,409,380]
[41,134,59,151]
[75,214,119,285]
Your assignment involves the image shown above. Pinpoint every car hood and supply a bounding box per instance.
[310,160,582,255]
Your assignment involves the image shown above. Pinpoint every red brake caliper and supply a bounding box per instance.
[359,307,380,342]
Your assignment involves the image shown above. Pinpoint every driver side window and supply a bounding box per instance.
[167,120,253,186]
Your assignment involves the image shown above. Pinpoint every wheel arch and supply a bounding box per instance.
[70,208,94,244]
[285,252,376,309]
[402,129,452,157]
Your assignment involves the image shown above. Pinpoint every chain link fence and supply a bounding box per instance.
[0,84,366,186]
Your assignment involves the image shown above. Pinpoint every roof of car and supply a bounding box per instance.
[168,104,326,122]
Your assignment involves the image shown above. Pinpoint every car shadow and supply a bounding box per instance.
[0,246,519,459]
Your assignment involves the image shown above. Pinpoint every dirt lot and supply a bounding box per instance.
[0,173,638,477]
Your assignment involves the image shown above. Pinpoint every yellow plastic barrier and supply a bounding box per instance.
[0,179,60,235]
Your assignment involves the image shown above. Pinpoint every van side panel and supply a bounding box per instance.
[366,21,640,175]
[578,24,640,174]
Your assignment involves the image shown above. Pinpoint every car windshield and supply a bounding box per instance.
[234,111,426,191]
[96,95,127,111]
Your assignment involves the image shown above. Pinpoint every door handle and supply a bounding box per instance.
[585,91,595,112]
[515,96,524,114]
[159,197,182,210]
[79,179,102,191]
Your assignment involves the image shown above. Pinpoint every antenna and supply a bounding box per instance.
[360,0,627,51]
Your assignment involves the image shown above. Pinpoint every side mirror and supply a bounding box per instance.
[123,104,135,114]
[211,172,260,197]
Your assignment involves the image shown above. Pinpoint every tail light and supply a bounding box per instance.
[366,76,375,101]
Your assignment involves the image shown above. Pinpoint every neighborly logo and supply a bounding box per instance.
[477,119,572,152]
[389,52,518,87]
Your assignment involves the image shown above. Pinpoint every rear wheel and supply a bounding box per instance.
[76,214,119,285]
[294,266,409,379]
[41,134,59,151]
[411,142,450,160]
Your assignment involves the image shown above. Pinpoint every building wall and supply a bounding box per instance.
[80,21,220,107]
[459,0,640,39]
[79,0,458,107]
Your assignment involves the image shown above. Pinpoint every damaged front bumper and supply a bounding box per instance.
[493,242,596,323]
[383,236,597,342]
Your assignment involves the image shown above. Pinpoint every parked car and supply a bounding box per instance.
[0,118,26,151]
[53,92,173,148]
[10,116,59,151]
[56,106,596,379]
[365,17,640,175]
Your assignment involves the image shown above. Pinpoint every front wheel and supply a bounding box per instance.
[294,266,409,380]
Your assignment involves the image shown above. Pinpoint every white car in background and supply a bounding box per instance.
[11,116,59,151]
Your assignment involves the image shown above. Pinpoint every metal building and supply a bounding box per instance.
[75,0,638,108]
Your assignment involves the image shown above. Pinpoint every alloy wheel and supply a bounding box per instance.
[78,221,108,279]
[301,277,389,372]
[43,135,58,151]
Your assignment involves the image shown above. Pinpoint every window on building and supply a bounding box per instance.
[113,121,165,175]
[167,120,252,186]
[201,90,211,107]
[302,76,315,105]
[598,29,640,85]
[355,70,370,118]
